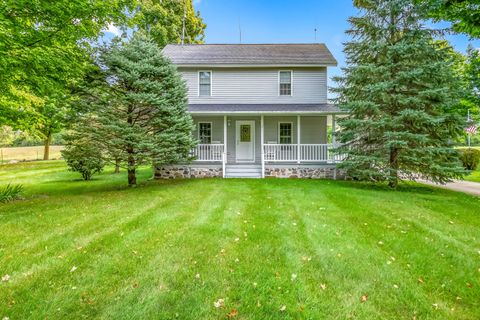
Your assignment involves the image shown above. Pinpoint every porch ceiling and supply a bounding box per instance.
[188,103,345,115]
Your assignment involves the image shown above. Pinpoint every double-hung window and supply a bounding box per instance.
[279,71,292,96]
[199,71,211,96]
[198,122,212,144]
[278,122,293,144]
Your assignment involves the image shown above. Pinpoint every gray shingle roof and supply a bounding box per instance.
[163,44,337,66]
[188,104,342,114]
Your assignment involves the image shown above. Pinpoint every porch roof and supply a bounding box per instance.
[188,104,344,115]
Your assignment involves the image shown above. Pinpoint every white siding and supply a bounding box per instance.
[179,67,327,104]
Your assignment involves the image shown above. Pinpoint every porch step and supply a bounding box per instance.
[225,165,262,178]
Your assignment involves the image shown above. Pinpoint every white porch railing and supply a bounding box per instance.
[263,144,342,163]
[191,144,224,161]
[264,144,297,162]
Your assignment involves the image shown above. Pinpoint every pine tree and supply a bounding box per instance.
[91,34,195,186]
[333,0,465,188]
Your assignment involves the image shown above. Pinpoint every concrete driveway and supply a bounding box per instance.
[419,179,480,196]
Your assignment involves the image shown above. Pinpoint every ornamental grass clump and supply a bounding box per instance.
[0,183,23,203]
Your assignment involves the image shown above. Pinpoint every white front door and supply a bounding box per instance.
[235,120,255,162]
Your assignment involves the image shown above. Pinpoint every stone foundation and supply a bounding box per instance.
[155,165,345,180]
[265,166,345,179]
[155,165,222,179]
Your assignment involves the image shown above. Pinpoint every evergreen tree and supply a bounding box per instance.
[333,0,465,188]
[90,34,195,186]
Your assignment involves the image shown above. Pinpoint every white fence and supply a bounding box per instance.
[191,144,224,161]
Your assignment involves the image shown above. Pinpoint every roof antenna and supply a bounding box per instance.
[181,0,186,45]
[314,27,318,42]
[238,18,242,44]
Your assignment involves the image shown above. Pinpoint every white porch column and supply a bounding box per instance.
[331,114,337,164]
[223,115,227,177]
[332,114,336,146]
[224,115,227,151]
[261,115,265,178]
[297,115,301,164]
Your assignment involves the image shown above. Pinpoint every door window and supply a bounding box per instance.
[240,125,251,142]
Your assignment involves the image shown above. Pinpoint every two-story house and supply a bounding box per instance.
[156,43,345,179]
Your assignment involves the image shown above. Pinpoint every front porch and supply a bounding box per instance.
[189,113,342,178]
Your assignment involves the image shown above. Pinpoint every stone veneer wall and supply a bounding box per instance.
[155,165,345,180]
[265,166,345,179]
[155,165,222,179]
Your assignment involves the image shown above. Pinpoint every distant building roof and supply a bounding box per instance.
[188,104,342,114]
[163,44,337,67]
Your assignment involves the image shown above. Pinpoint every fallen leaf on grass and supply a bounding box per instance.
[226,309,238,318]
[360,295,368,303]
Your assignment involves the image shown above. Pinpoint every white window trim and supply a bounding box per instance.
[278,70,293,96]
[198,121,213,144]
[278,121,293,144]
[198,70,212,97]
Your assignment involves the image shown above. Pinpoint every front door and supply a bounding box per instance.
[235,120,255,162]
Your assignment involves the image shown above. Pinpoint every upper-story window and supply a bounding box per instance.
[279,71,292,96]
[199,71,212,96]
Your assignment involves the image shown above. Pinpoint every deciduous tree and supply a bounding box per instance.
[132,0,206,47]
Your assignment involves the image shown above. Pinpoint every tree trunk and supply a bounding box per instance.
[128,167,136,186]
[388,148,398,188]
[43,132,52,160]
[114,159,120,174]
[127,149,136,186]
[126,106,136,186]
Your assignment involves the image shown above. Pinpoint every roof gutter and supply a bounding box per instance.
[188,110,348,115]
[174,63,337,68]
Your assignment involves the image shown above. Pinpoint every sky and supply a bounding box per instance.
[190,0,479,91]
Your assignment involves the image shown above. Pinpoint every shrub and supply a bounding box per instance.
[459,148,480,171]
[61,142,104,180]
[0,183,23,203]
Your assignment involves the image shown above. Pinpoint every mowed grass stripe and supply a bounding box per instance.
[1,161,479,319]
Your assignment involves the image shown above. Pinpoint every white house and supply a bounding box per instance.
[156,43,345,179]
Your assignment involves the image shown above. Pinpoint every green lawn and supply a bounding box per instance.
[465,169,480,182]
[1,161,480,319]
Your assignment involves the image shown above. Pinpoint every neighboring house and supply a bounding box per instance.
[157,43,345,179]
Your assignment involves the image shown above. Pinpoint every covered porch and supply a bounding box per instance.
[188,104,344,178]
